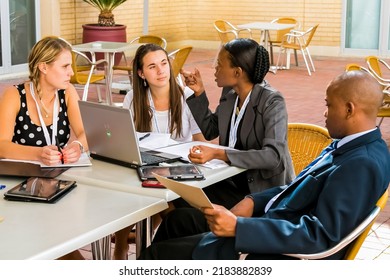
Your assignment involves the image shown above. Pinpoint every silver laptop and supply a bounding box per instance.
[78,101,181,168]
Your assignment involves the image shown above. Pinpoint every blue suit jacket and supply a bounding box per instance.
[193,128,390,259]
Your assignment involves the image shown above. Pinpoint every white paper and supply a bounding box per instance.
[155,141,233,169]
[136,132,175,149]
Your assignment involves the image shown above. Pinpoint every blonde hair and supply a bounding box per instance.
[28,36,72,98]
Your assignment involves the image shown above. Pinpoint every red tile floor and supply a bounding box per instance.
[0,48,389,260]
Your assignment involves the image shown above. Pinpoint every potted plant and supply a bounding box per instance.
[81,0,128,63]
[83,0,128,26]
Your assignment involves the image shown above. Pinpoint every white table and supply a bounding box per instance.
[238,22,296,49]
[57,151,244,256]
[238,22,296,69]
[0,176,167,260]
[72,41,133,105]
[58,158,245,202]
[55,141,245,257]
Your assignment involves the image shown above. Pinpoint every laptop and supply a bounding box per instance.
[78,101,181,168]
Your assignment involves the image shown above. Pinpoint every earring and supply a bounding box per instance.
[143,79,147,87]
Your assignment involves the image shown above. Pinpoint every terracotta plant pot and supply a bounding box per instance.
[82,24,127,65]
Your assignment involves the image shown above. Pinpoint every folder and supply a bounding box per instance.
[154,173,213,209]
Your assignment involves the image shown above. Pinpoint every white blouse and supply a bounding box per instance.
[122,87,201,142]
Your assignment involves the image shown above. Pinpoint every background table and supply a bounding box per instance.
[0,176,167,260]
[238,22,296,69]
[72,41,133,105]
[238,22,296,48]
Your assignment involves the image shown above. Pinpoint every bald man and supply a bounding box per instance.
[139,71,390,260]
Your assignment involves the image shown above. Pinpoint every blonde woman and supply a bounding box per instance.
[0,36,87,166]
[0,36,87,259]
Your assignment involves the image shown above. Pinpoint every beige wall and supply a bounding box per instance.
[56,0,342,55]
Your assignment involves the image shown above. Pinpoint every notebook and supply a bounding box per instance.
[78,101,181,168]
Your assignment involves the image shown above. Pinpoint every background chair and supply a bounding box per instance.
[365,56,390,88]
[113,34,167,83]
[268,17,299,66]
[377,100,390,127]
[213,20,252,66]
[168,45,193,87]
[287,123,332,175]
[70,50,107,102]
[284,189,388,260]
[276,24,319,76]
[344,63,367,72]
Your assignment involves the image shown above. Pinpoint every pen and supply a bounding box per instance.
[139,133,150,141]
[55,136,64,164]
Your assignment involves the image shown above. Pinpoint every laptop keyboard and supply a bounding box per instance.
[140,152,166,165]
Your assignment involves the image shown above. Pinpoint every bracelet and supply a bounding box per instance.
[71,140,84,153]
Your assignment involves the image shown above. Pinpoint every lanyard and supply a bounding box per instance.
[147,89,170,134]
[29,82,59,146]
[228,91,251,148]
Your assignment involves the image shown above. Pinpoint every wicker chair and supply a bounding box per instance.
[287,123,332,175]
[284,189,388,259]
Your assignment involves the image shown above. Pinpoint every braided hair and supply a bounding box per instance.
[28,36,72,99]
[223,38,270,84]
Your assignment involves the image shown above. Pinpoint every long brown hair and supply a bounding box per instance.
[131,43,184,138]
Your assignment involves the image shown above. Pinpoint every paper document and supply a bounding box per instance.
[0,152,92,168]
[154,173,214,209]
[156,141,233,169]
[137,132,176,149]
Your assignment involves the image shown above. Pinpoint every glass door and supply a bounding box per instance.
[0,0,39,76]
[343,0,390,56]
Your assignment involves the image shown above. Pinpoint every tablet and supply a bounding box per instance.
[137,164,204,181]
[3,177,77,203]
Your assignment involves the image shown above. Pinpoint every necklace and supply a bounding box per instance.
[29,82,59,146]
[39,99,50,118]
[38,93,56,118]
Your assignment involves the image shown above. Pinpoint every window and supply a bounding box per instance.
[343,0,390,56]
[0,0,38,75]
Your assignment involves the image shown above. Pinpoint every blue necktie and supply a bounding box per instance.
[295,140,339,179]
[264,140,339,213]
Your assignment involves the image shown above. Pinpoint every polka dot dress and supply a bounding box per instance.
[12,84,71,147]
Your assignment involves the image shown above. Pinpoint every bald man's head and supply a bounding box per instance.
[324,71,383,138]
[327,71,383,117]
